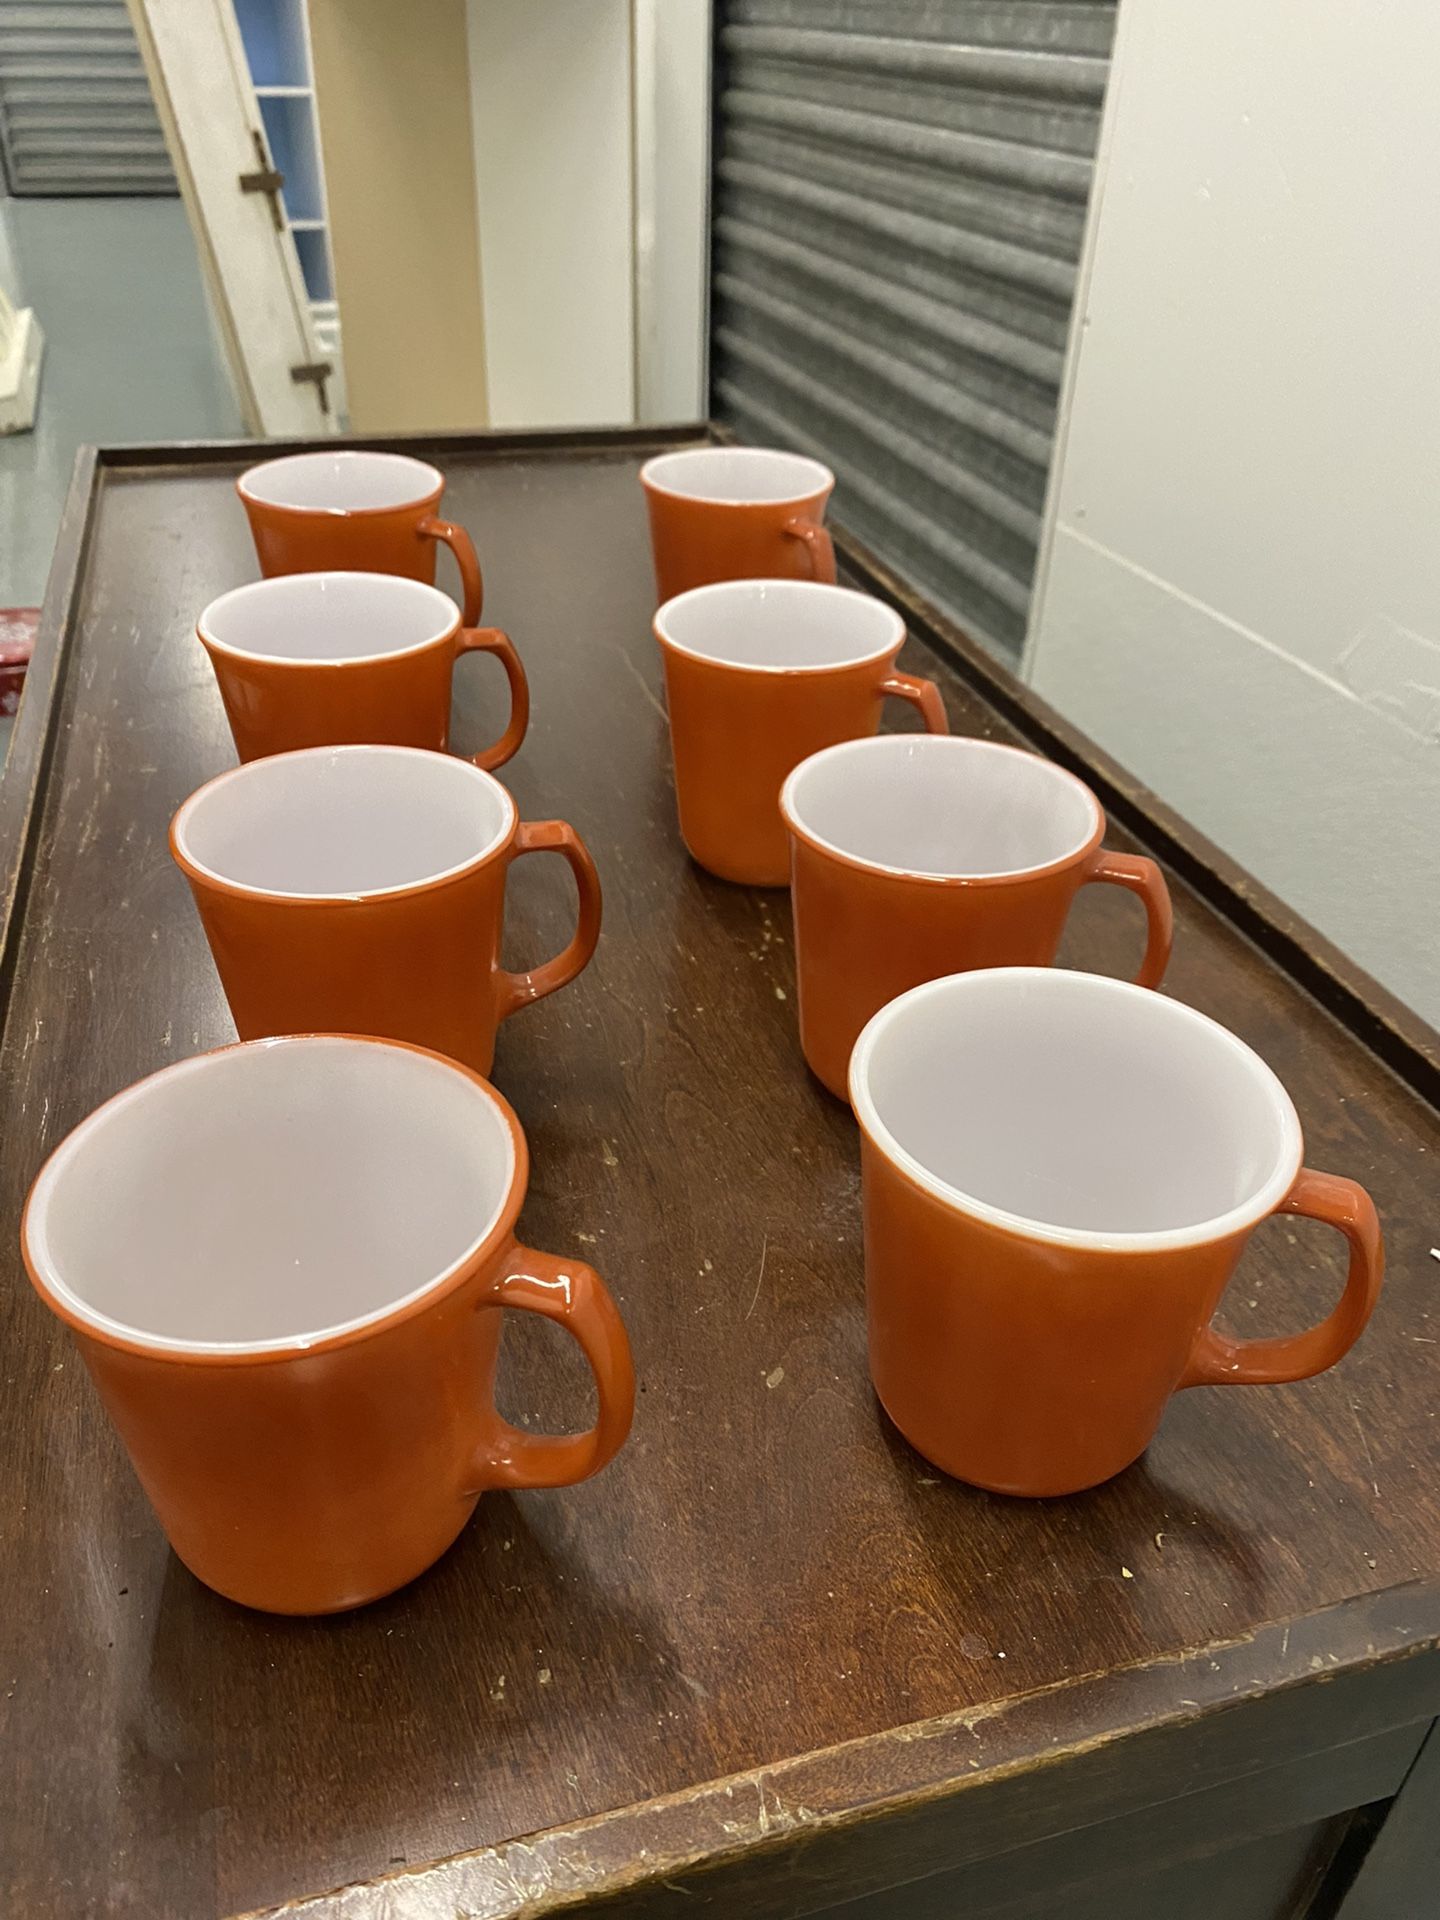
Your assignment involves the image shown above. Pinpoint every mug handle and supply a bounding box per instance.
[879,669,949,734]
[1078,849,1174,988]
[456,627,530,771]
[496,820,603,1019]
[419,514,484,623]
[467,1247,635,1491]
[782,515,837,584]
[1181,1170,1383,1387]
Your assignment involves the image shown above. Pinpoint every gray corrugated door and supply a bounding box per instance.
[712,0,1115,662]
[0,1,175,195]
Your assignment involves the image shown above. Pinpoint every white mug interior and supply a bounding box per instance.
[850,968,1302,1246]
[173,745,513,898]
[24,1037,515,1352]
[783,735,1101,879]
[656,578,902,673]
[201,572,457,664]
[641,445,833,506]
[239,450,443,514]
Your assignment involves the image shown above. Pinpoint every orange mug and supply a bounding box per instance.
[781,735,1174,1097]
[21,1034,636,1613]
[198,572,529,766]
[655,579,949,886]
[850,968,1384,1497]
[238,450,484,622]
[170,745,601,1078]
[641,445,836,602]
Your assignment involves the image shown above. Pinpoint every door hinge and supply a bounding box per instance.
[239,129,286,232]
[290,360,334,416]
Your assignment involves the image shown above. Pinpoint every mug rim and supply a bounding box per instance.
[198,571,460,669]
[236,449,445,518]
[781,735,1105,884]
[640,444,835,507]
[20,1034,528,1364]
[654,577,903,676]
[849,967,1305,1253]
[169,744,518,906]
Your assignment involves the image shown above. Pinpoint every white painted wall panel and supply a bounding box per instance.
[465,0,635,429]
[1028,0,1440,1025]
[1036,528,1440,1014]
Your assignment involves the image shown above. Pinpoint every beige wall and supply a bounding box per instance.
[309,0,488,432]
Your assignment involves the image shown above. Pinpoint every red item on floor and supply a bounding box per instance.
[0,608,39,718]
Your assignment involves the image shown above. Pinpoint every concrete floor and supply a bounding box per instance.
[0,191,241,760]
[0,192,242,598]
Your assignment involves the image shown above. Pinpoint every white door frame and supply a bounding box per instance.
[128,0,337,438]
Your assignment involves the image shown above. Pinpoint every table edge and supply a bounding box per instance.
[230,1577,1440,1920]
[0,443,97,1036]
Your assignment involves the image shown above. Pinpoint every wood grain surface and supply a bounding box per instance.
[1,444,1439,1918]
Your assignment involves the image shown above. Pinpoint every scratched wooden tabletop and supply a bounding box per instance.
[1,443,1437,1918]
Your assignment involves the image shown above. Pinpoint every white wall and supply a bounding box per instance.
[1027,0,1440,1025]
[466,0,636,428]
[464,0,709,430]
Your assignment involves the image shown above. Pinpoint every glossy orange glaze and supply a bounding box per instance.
[858,1136,1383,1498]
[238,479,484,623]
[200,616,529,768]
[170,810,601,1078]
[786,802,1174,1099]
[656,643,948,887]
[642,476,836,603]
[21,1044,635,1614]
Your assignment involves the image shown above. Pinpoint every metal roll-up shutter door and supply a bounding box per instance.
[712,0,1116,662]
[0,1,176,195]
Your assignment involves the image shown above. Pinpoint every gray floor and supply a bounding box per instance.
[0,191,241,762]
[0,191,242,607]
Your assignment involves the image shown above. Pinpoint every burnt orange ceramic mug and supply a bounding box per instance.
[170,745,601,1078]
[851,969,1384,1497]
[781,735,1174,1097]
[641,445,836,602]
[198,572,529,766]
[21,1034,636,1613]
[238,450,483,622]
[655,579,949,886]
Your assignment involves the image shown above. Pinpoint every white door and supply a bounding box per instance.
[126,0,336,436]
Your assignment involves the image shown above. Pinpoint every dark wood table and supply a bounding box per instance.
[2,430,1439,1920]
